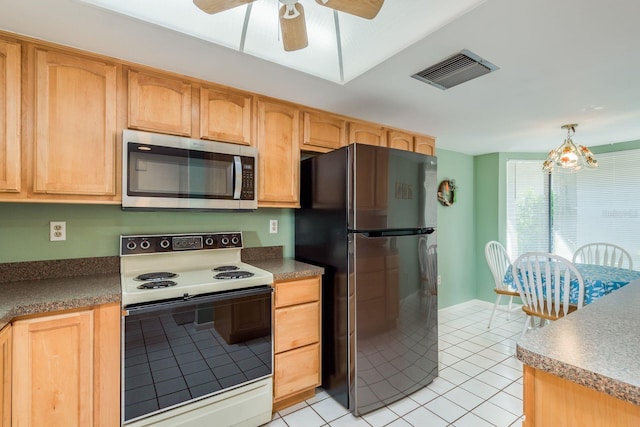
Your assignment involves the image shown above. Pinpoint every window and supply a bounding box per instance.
[506,150,640,268]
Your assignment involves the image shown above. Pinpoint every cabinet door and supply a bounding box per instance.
[414,135,435,156]
[12,310,94,427]
[301,111,346,152]
[256,98,300,207]
[33,48,117,197]
[274,343,320,400]
[128,70,192,136]
[200,86,252,145]
[0,325,10,427]
[387,130,414,151]
[348,121,386,147]
[0,39,21,195]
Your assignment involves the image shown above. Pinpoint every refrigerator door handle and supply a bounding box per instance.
[350,227,435,238]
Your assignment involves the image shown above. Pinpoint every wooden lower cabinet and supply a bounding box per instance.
[0,325,10,427]
[10,303,120,427]
[273,276,321,412]
[523,365,640,427]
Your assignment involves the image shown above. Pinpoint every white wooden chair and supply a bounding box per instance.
[572,243,633,270]
[512,252,585,339]
[485,241,520,329]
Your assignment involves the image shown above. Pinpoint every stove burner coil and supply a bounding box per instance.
[213,265,240,272]
[136,280,177,289]
[135,272,177,281]
[214,271,254,280]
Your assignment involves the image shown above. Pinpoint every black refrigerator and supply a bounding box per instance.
[295,143,438,415]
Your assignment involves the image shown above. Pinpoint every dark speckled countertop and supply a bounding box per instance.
[516,279,640,406]
[0,246,323,330]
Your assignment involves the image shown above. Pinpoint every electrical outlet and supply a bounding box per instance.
[269,219,278,234]
[437,275,442,286]
[50,221,66,241]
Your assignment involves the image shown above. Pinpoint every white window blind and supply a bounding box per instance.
[551,149,640,267]
[506,150,640,269]
[505,160,550,260]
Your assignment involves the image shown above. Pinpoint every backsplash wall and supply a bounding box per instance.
[0,204,293,263]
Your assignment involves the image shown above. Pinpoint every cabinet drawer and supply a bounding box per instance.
[275,302,320,353]
[274,343,320,400]
[275,277,320,308]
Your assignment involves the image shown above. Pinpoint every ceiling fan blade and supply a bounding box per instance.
[315,0,385,19]
[193,0,256,15]
[279,2,308,51]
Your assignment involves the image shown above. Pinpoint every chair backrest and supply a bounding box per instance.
[512,252,585,319]
[484,241,512,291]
[572,243,633,270]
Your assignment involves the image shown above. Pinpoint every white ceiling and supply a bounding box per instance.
[1,0,640,155]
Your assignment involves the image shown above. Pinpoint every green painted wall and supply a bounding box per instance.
[0,204,293,263]
[435,148,476,308]
[473,153,501,303]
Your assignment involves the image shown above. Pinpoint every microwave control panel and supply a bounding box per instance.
[240,158,255,200]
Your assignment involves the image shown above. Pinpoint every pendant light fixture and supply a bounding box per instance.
[542,124,598,173]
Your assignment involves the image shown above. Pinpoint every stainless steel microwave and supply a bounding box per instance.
[122,130,258,210]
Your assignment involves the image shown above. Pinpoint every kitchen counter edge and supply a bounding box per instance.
[516,279,640,406]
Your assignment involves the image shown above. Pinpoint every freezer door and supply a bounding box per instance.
[349,144,437,231]
[350,231,438,415]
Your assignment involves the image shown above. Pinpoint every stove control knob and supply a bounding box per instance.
[126,241,137,251]
[231,236,239,245]
[205,237,214,246]
[160,239,170,249]
[221,237,230,246]
[140,240,151,250]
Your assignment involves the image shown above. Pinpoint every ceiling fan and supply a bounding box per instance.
[192,0,385,51]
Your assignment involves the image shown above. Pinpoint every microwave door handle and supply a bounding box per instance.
[233,156,242,200]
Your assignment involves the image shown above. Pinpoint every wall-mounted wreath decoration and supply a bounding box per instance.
[437,179,457,207]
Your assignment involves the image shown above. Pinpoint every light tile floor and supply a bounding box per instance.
[262,300,526,427]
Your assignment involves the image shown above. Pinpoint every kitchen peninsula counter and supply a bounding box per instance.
[516,279,640,426]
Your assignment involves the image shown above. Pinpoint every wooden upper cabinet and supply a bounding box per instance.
[128,69,192,136]
[33,48,118,197]
[387,130,414,151]
[415,135,435,156]
[301,111,346,153]
[348,121,386,147]
[0,325,11,427]
[200,86,252,145]
[255,98,300,208]
[0,39,21,194]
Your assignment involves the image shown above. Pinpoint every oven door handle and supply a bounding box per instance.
[123,285,273,316]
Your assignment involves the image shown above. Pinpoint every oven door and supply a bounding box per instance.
[122,286,273,425]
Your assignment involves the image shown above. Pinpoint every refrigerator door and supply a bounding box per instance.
[349,144,437,231]
[350,230,438,415]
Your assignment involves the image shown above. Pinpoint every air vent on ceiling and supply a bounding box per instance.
[411,49,499,90]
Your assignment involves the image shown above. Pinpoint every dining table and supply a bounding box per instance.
[503,262,640,305]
